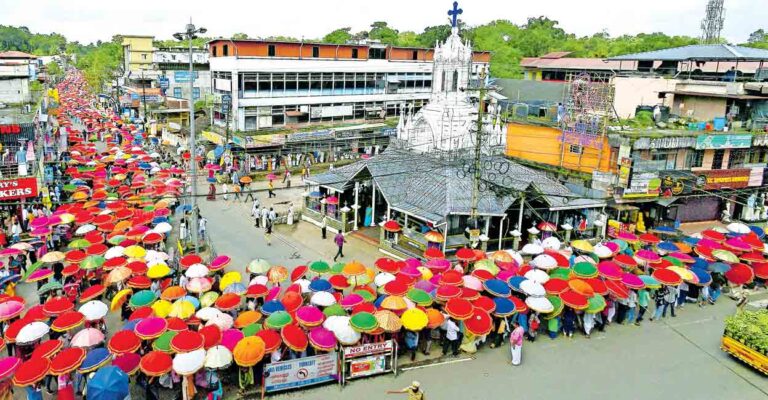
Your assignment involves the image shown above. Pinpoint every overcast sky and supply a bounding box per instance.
[1,0,765,44]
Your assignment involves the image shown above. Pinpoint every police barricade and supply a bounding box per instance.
[261,351,339,397]
[341,340,398,385]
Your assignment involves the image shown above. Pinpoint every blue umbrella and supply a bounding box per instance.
[708,262,731,274]
[691,268,712,286]
[492,297,516,317]
[223,282,246,295]
[691,257,709,270]
[373,294,387,309]
[79,348,112,374]
[683,237,700,246]
[261,300,285,315]
[507,276,526,293]
[206,177,217,183]
[653,226,677,235]
[657,241,679,253]
[152,217,169,224]
[309,279,332,292]
[0,274,21,287]
[181,295,201,309]
[88,366,129,400]
[121,319,141,332]
[483,279,511,297]
[750,225,765,238]
[213,146,224,157]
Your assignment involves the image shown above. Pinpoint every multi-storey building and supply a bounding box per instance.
[207,38,490,132]
[0,51,38,104]
[153,47,210,101]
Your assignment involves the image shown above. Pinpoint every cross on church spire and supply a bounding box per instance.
[448,1,463,28]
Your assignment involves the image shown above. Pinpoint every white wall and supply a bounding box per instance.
[612,76,677,119]
[0,78,31,104]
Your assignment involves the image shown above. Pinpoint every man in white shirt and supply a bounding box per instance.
[198,216,208,240]
[268,207,277,223]
[441,318,461,356]
[260,207,269,228]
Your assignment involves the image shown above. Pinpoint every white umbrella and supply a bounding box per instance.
[206,313,234,330]
[153,222,173,234]
[71,328,105,348]
[204,345,233,369]
[75,224,96,235]
[185,264,209,279]
[521,243,544,256]
[531,254,557,270]
[104,246,125,260]
[323,316,360,345]
[374,272,396,287]
[145,250,170,261]
[504,250,524,266]
[294,279,311,293]
[16,321,50,344]
[173,349,206,376]
[79,300,109,321]
[525,296,554,313]
[247,259,270,274]
[726,222,751,234]
[520,280,546,296]
[195,307,221,321]
[310,291,336,307]
[249,276,269,286]
[524,269,550,284]
[150,152,161,159]
[592,244,614,259]
[541,236,561,250]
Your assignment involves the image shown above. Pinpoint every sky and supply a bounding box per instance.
[1,0,766,45]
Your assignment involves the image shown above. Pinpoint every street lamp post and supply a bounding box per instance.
[174,20,206,254]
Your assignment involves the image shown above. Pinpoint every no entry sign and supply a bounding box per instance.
[0,178,38,200]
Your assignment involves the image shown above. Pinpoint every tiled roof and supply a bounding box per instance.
[0,51,37,59]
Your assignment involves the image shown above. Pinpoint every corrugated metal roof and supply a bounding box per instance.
[608,44,768,62]
[520,57,634,71]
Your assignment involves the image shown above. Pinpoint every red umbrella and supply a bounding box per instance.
[65,250,87,263]
[328,275,350,290]
[374,258,400,274]
[753,262,768,280]
[460,287,479,301]
[652,268,682,286]
[543,278,569,295]
[383,281,408,297]
[470,269,494,282]
[127,275,151,289]
[439,270,463,286]
[80,285,106,302]
[464,308,493,336]
[639,232,661,245]
[31,339,63,359]
[613,254,638,269]
[12,357,50,386]
[51,311,85,332]
[214,293,242,311]
[112,353,141,375]
[103,256,128,270]
[86,243,108,256]
[559,289,589,310]
[701,230,725,242]
[724,263,754,285]
[424,248,444,260]
[605,280,629,300]
[245,284,269,299]
[455,248,476,262]
[382,220,401,233]
[472,296,496,314]
[179,254,203,269]
[139,351,172,377]
[108,330,141,355]
[50,347,86,375]
[281,324,308,352]
[254,329,282,353]
[435,285,461,301]
[199,325,222,349]
[444,298,473,320]
[129,306,155,321]
[43,296,75,316]
[290,265,308,282]
[584,278,608,295]
[166,317,189,332]
[170,330,204,353]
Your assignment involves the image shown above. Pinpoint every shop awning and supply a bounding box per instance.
[656,197,678,207]
[545,196,606,211]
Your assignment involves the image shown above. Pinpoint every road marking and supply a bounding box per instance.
[665,316,716,328]
[400,356,474,371]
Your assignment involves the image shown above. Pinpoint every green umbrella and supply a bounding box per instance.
[129,290,157,308]
[247,259,270,274]
[474,259,499,276]
[81,255,106,270]
[153,330,178,353]
[545,295,564,319]
[573,262,598,279]
[37,281,63,295]
[68,239,91,249]
[322,304,347,317]
[62,184,77,192]
[265,311,293,329]
[662,256,683,268]
[143,206,156,212]
[107,235,126,245]
[549,267,572,281]
[309,261,330,274]
[241,323,261,337]
[21,261,43,282]
[639,275,661,290]
[406,288,433,307]
[712,249,739,263]
[586,294,607,314]
[350,312,378,332]
[160,162,171,169]
[330,262,345,274]
[353,290,376,303]
[200,291,219,308]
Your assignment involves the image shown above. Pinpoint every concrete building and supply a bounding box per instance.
[122,35,154,74]
[0,51,38,104]
[153,47,210,102]
[207,38,490,132]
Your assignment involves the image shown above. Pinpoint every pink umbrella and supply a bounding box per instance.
[413,280,436,293]
[724,238,751,253]
[266,173,277,181]
[220,329,243,351]
[497,270,515,282]
[399,265,421,278]
[27,269,54,283]
[295,306,324,327]
[71,328,105,348]
[0,357,21,381]
[135,317,168,340]
[635,249,660,263]
[621,273,645,290]
[0,300,25,322]
[30,217,50,229]
[30,227,52,237]
[697,238,723,250]
[462,275,483,291]
[668,252,695,264]
[340,294,364,308]
[0,248,21,257]
[204,164,221,171]
[308,327,337,351]
[404,258,421,269]
[617,231,639,243]
[265,287,281,302]
[425,259,450,272]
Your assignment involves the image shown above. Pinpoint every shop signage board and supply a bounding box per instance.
[748,167,764,187]
[173,70,199,83]
[695,134,752,150]
[622,172,661,198]
[343,340,394,358]
[697,169,751,190]
[201,131,224,145]
[263,352,338,393]
[0,178,38,200]
[659,170,699,196]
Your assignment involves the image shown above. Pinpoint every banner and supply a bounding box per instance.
[695,134,752,150]
[349,355,387,378]
[343,340,394,358]
[0,178,38,201]
[697,169,751,190]
[263,352,338,393]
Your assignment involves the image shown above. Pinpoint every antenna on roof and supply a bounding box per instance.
[700,0,725,44]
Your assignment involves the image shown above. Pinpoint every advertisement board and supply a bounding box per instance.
[349,355,388,379]
[695,134,752,150]
[173,70,199,83]
[342,340,396,385]
[622,172,660,198]
[697,169,751,190]
[0,178,39,201]
[263,352,338,393]
[659,170,699,197]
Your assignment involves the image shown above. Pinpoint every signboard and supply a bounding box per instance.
[214,78,231,92]
[173,70,199,83]
[623,172,661,198]
[221,94,231,114]
[0,178,39,201]
[695,134,752,150]
[286,130,335,143]
[201,131,224,145]
[698,169,751,190]
[618,157,631,188]
[263,352,338,393]
[591,171,615,192]
[349,355,388,378]
[659,170,699,197]
[344,340,394,358]
[158,76,170,89]
[311,105,353,119]
[749,167,764,187]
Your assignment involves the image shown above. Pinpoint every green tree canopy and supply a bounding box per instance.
[323,27,352,44]
[368,21,399,44]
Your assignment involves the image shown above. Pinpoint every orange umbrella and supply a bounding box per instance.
[266,266,288,284]
[234,311,262,329]
[233,336,266,367]
[342,261,366,277]
[161,286,187,301]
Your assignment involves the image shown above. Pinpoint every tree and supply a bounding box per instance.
[368,21,398,44]
[232,32,248,40]
[418,25,453,47]
[46,60,62,80]
[748,29,766,43]
[396,31,420,47]
[323,27,352,44]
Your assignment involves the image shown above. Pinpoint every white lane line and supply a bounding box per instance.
[400,356,475,371]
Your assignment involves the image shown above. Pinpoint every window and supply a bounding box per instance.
[750,148,767,164]
[351,48,358,59]
[452,70,458,91]
[412,50,418,61]
[141,53,147,60]
[192,87,200,100]
[312,46,319,58]
[712,149,725,170]
[268,45,276,57]
[686,149,704,168]
[173,87,182,98]
[223,45,228,56]
[368,48,386,59]
[728,149,749,169]
[568,145,583,154]
[212,46,217,57]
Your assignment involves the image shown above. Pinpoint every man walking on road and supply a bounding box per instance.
[321,215,328,239]
[333,231,345,262]
[261,207,269,229]
[252,200,261,228]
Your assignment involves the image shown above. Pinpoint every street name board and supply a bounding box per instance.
[695,134,752,150]
[0,178,38,200]
[343,340,394,358]
[263,352,338,393]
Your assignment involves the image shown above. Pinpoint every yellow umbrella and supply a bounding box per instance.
[169,300,195,319]
[107,266,132,284]
[151,300,172,318]
[147,264,171,279]
[220,271,242,291]
[57,213,75,224]
[72,192,88,201]
[668,266,695,282]
[123,245,146,259]
[400,308,428,331]
[570,240,594,253]
[110,288,133,311]
[417,267,433,281]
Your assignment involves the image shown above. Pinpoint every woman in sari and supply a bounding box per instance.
[509,320,524,366]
